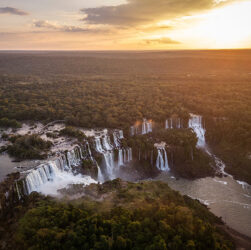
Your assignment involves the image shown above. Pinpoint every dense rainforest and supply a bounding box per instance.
[0,179,234,250]
[0,50,250,184]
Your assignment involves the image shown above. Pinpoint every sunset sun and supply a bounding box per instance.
[190,1,251,48]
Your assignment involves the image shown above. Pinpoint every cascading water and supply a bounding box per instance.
[95,137,104,153]
[103,151,115,178]
[113,130,123,148]
[23,146,96,195]
[102,135,112,151]
[142,118,152,134]
[189,114,206,148]
[94,133,116,179]
[97,164,105,183]
[118,149,123,166]
[156,148,170,171]
[118,148,133,167]
[166,118,183,129]
[155,142,170,171]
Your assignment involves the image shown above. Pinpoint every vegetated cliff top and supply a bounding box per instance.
[1,179,240,250]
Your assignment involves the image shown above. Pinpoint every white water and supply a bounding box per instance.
[113,130,123,147]
[156,146,170,171]
[97,165,105,183]
[102,136,112,151]
[142,118,152,134]
[23,146,96,195]
[103,151,115,178]
[94,129,132,178]
[165,118,173,129]
[118,148,132,167]
[37,173,96,196]
[118,149,123,166]
[189,114,206,148]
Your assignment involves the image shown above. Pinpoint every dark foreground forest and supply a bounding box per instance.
[0,50,250,184]
[1,179,236,249]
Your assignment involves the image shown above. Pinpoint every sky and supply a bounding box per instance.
[0,0,251,50]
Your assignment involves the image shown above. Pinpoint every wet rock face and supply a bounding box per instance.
[0,172,20,217]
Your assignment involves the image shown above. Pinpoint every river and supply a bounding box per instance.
[154,172,251,237]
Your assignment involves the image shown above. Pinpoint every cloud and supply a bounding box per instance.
[81,0,233,26]
[0,7,29,16]
[145,37,181,45]
[33,20,107,33]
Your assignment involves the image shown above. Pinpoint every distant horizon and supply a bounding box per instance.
[0,48,251,52]
[1,1,251,50]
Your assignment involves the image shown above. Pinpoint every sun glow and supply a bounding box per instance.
[168,1,251,49]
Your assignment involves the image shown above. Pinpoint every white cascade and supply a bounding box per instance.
[86,142,93,160]
[103,151,115,179]
[165,119,169,129]
[142,118,152,134]
[128,148,132,161]
[142,119,147,134]
[97,165,104,183]
[113,132,120,147]
[119,130,124,139]
[113,130,123,147]
[165,118,173,129]
[118,148,132,166]
[147,122,152,133]
[189,114,206,148]
[156,148,169,171]
[95,137,104,153]
[102,135,112,151]
[118,149,124,166]
[24,146,96,195]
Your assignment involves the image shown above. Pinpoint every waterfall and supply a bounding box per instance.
[118,148,132,166]
[128,148,132,161]
[113,130,123,147]
[102,135,112,151]
[86,142,93,160]
[118,149,123,166]
[97,165,104,183]
[123,149,127,163]
[113,132,120,147]
[94,134,116,179]
[142,119,147,134]
[165,119,169,129]
[163,149,170,171]
[165,118,173,129]
[119,130,124,139]
[142,118,152,134]
[189,114,206,148]
[155,144,169,171]
[103,152,115,178]
[22,145,96,195]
